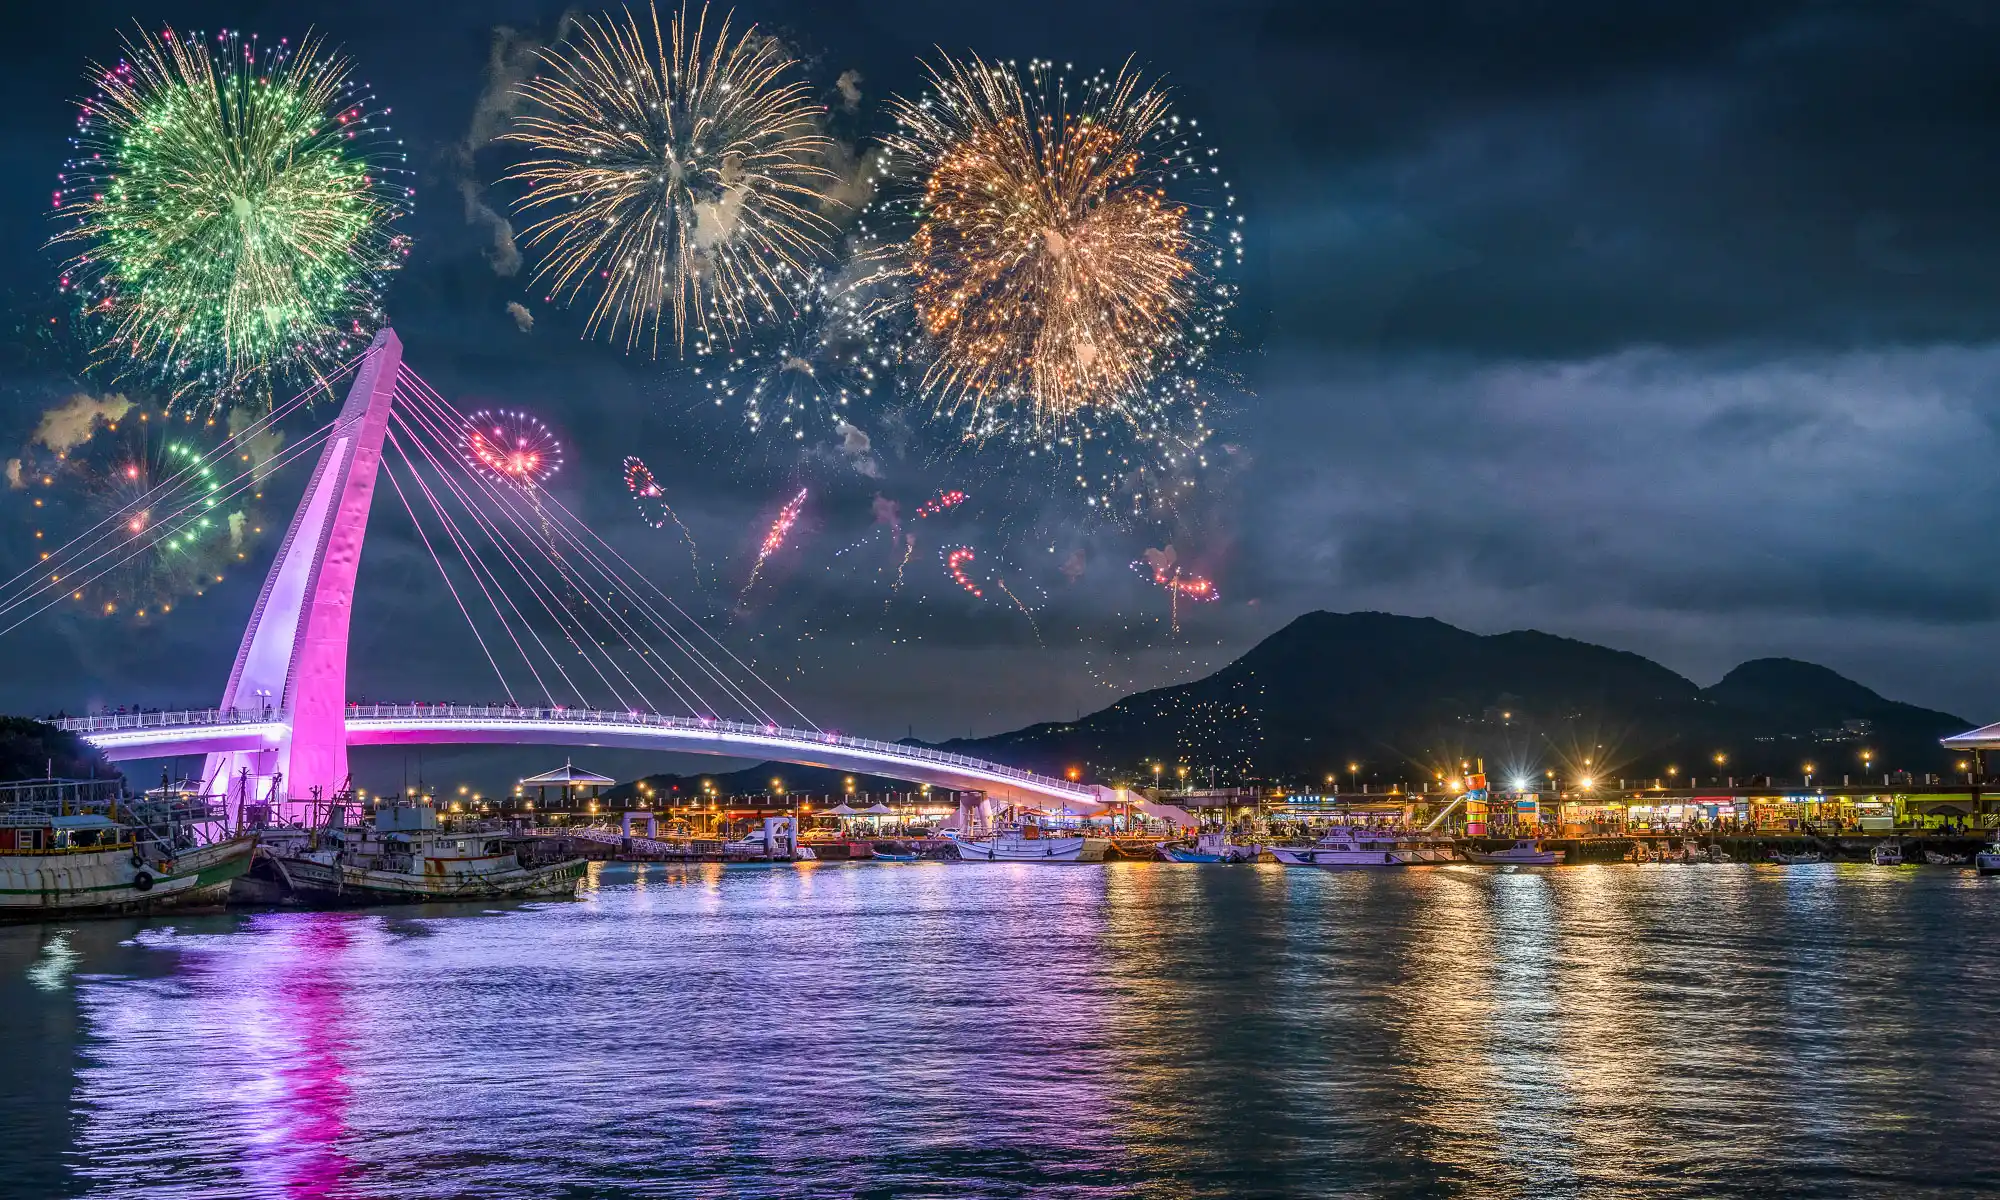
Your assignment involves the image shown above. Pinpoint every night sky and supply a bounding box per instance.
[5,1,2000,791]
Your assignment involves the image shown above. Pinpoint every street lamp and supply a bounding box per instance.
[1348,761,1359,793]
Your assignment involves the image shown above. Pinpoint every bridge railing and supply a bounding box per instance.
[54,704,1092,798]
[342,703,1095,798]
[53,708,276,734]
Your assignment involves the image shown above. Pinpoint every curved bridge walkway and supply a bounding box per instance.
[55,704,1104,810]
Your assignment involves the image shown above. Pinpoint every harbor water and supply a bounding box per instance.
[3,861,1998,1198]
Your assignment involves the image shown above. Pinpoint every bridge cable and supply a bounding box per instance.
[385,402,619,707]
[394,389,719,718]
[377,436,519,704]
[383,422,572,706]
[395,370,803,726]
[387,390,664,710]
[0,424,338,633]
[0,351,363,598]
[391,377,718,715]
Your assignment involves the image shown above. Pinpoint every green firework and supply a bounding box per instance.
[53,27,412,409]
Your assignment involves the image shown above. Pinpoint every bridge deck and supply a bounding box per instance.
[55,704,1104,810]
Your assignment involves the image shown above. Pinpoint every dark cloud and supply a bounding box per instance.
[3,0,2000,788]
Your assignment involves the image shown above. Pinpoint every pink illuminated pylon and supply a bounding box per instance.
[204,330,403,818]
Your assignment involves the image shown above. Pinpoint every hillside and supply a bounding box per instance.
[927,612,1973,786]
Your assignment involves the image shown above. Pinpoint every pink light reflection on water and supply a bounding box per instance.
[72,912,369,1199]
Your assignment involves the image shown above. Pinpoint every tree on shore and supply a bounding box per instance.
[0,717,119,782]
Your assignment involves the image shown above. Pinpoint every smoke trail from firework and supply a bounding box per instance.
[742,487,807,600]
[890,533,914,595]
[622,455,703,585]
[502,3,838,355]
[994,575,1044,646]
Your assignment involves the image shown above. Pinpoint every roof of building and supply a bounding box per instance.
[519,759,617,786]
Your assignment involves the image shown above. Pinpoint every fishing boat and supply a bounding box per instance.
[1464,839,1565,866]
[1258,827,1411,868]
[1871,841,1904,866]
[1769,849,1823,865]
[1977,841,2000,875]
[1925,849,1971,866]
[252,799,585,904]
[1159,831,1232,863]
[869,849,920,863]
[0,778,255,920]
[947,822,1087,862]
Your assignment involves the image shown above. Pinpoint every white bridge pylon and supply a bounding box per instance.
[55,329,1114,815]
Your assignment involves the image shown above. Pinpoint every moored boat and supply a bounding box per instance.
[1925,849,1971,866]
[1769,849,1823,865]
[0,778,254,920]
[1871,840,1905,866]
[252,798,585,904]
[1258,827,1411,868]
[1464,839,1565,866]
[947,823,1087,862]
[1977,842,2000,875]
[1159,831,1232,863]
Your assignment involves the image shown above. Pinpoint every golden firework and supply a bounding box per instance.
[502,3,837,355]
[884,56,1227,430]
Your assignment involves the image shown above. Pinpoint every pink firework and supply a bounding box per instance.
[944,546,983,598]
[1134,555,1216,637]
[742,487,808,598]
[1136,559,1218,600]
[914,489,968,519]
[464,410,562,487]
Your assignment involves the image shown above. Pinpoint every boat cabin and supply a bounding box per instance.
[0,813,132,853]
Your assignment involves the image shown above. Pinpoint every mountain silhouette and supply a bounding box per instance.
[930,612,1973,786]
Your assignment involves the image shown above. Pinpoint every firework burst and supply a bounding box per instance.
[1135,550,1216,637]
[463,409,562,488]
[914,489,967,519]
[943,545,982,598]
[622,454,703,582]
[15,401,267,619]
[52,27,412,408]
[693,265,906,441]
[879,55,1240,433]
[503,2,839,355]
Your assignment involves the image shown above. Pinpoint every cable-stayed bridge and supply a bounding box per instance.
[13,330,1117,820]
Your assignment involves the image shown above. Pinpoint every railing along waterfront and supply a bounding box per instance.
[57,704,1094,799]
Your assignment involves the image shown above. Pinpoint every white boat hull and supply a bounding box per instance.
[1261,845,1408,867]
[0,837,255,919]
[1465,850,1564,866]
[1976,851,2000,876]
[952,835,1086,862]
